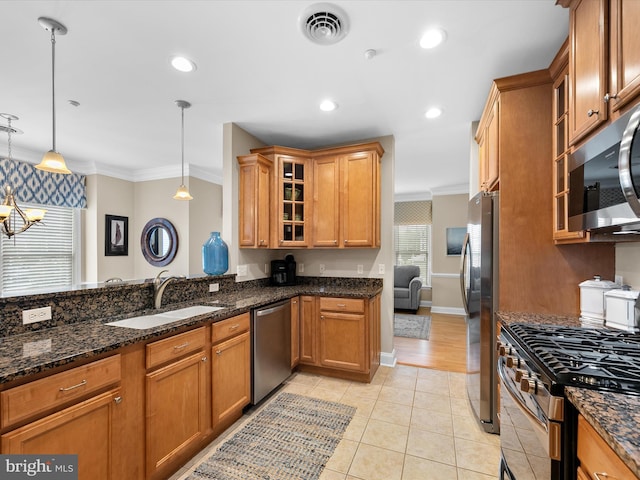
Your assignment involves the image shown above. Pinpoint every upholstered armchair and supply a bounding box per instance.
[394,265,422,312]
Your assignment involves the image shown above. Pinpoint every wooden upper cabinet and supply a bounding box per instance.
[237,153,271,248]
[476,84,501,192]
[312,155,340,247]
[568,0,640,145]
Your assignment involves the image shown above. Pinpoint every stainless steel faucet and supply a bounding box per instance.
[153,270,182,309]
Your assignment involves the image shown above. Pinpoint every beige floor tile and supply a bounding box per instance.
[348,443,405,480]
[340,394,378,419]
[413,391,452,415]
[448,373,467,398]
[384,374,417,390]
[415,376,450,395]
[417,367,449,380]
[344,381,383,400]
[288,372,323,387]
[319,468,348,480]
[452,414,500,446]
[402,455,458,480]
[281,381,317,396]
[325,438,359,474]
[454,438,501,477]
[361,419,409,453]
[405,426,456,466]
[316,376,353,394]
[310,386,348,402]
[342,415,368,442]
[410,406,454,436]
[450,396,474,416]
[390,364,420,377]
[457,467,500,479]
[370,400,413,426]
[378,385,415,406]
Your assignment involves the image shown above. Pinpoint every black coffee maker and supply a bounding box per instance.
[271,254,296,286]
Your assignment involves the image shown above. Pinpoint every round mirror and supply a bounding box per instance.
[141,218,178,267]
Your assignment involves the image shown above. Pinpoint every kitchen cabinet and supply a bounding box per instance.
[238,153,271,248]
[298,294,380,382]
[477,96,500,192]
[567,0,640,146]
[577,414,636,479]
[145,327,208,480]
[211,313,251,431]
[291,296,300,368]
[0,355,123,480]
[312,144,382,248]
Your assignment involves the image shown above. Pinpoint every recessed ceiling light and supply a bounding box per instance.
[425,107,442,119]
[170,56,197,73]
[320,99,338,112]
[420,28,447,49]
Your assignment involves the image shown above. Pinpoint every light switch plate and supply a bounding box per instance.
[378,264,385,275]
[299,263,304,273]
[357,264,364,274]
[319,264,325,274]
[22,306,52,325]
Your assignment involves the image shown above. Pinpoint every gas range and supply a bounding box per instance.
[506,323,640,394]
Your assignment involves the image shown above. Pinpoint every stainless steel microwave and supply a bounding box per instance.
[568,103,640,233]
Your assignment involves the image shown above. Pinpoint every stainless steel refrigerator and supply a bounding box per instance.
[460,191,499,434]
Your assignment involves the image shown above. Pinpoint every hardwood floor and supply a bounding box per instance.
[394,307,468,373]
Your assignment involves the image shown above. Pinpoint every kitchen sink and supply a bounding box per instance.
[105,305,226,329]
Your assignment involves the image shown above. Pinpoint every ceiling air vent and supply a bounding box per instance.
[300,3,349,45]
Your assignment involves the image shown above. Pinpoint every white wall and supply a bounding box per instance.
[615,244,640,288]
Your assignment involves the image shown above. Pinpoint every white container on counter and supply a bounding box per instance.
[579,276,619,327]
[604,287,640,332]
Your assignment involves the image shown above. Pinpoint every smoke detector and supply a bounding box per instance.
[300,3,349,45]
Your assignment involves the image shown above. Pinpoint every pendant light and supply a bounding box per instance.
[36,17,71,175]
[173,100,193,201]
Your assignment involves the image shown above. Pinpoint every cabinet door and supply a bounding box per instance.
[238,154,271,248]
[312,156,340,247]
[369,294,381,372]
[319,311,366,372]
[276,155,309,247]
[212,331,250,427]
[569,0,608,145]
[1,389,121,480]
[291,296,300,368]
[146,352,207,477]
[341,151,379,247]
[299,296,317,365]
[609,0,640,112]
[485,100,500,191]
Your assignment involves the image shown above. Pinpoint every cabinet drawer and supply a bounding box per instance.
[212,313,250,344]
[146,327,206,369]
[1,355,121,429]
[319,297,364,313]
[577,415,636,479]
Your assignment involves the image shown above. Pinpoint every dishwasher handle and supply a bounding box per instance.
[255,301,288,317]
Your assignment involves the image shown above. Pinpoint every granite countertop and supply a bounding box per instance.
[566,387,640,477]
[0,283,382,385]
[496,311,581,327]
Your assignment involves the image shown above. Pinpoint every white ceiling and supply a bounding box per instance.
[0,1,568,198]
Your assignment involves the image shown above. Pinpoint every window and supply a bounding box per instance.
[0,204,79,295]
[394,224,431,286]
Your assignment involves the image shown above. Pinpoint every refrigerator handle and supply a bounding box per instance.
[459,232,470,315]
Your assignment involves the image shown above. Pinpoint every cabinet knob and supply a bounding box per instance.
[114,396,123,405]
[604,93,618,103]
[216,350,222,355]
[344,239,348,244]
[594,473,619,480]
[202,356,207,362]
[587,109,599,117]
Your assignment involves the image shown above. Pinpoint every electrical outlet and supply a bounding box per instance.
[319,264,325,274]
[22,306,52,325]
[209,283,219,292]
[615,275,623,285]
[265,263,269,274]
[299,263,304,273]
[357,264,364,274]
[378,264,385,275]
[237,264,248,277]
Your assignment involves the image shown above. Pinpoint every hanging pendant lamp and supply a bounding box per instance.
[173,100,193,201]
[36,17,72,175]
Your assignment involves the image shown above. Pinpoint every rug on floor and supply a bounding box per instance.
[394,314,431,339]
[187,392,356,480]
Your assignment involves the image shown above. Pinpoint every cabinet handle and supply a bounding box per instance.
[114,396,123,405]
[173,342,190,350]
[228,324,240,331]
[201,356,207,362]
[337,303,346,308]
[604,93,618,103]
[587,109,599,117]
[59,379,87,392]
[594,473,618,480]
[292,300,297,304]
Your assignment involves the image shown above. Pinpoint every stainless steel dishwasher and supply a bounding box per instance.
[251,299,291,404]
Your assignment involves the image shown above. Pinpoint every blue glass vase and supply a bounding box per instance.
[202,232,228,275]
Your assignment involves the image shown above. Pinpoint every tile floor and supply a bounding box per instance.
[173,365,501,480]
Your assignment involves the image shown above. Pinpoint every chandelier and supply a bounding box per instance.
[0,114,46,238]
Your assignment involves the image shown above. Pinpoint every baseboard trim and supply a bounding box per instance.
[380,349,397,368]
[430,306,467,316]
[419,300,432,308]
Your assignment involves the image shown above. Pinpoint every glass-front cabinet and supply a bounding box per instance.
[277,155,309,247]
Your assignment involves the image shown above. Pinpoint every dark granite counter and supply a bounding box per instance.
[497,311,581,328]
[566,387,640,477]
[0,279,382,385]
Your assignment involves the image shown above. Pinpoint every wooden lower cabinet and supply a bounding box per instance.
[1,388,122,480]
[291,296,300,368]
[145,331,208,480]
[298,294,380,382]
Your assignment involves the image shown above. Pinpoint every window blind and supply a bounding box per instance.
[394,224,431,286]
[0,204,75,295]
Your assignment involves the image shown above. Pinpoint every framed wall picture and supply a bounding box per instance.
[446,227,466,256]
[105,214,128,256]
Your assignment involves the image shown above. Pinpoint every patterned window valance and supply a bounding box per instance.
[0,158,86,209]
[394,200,432,225]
